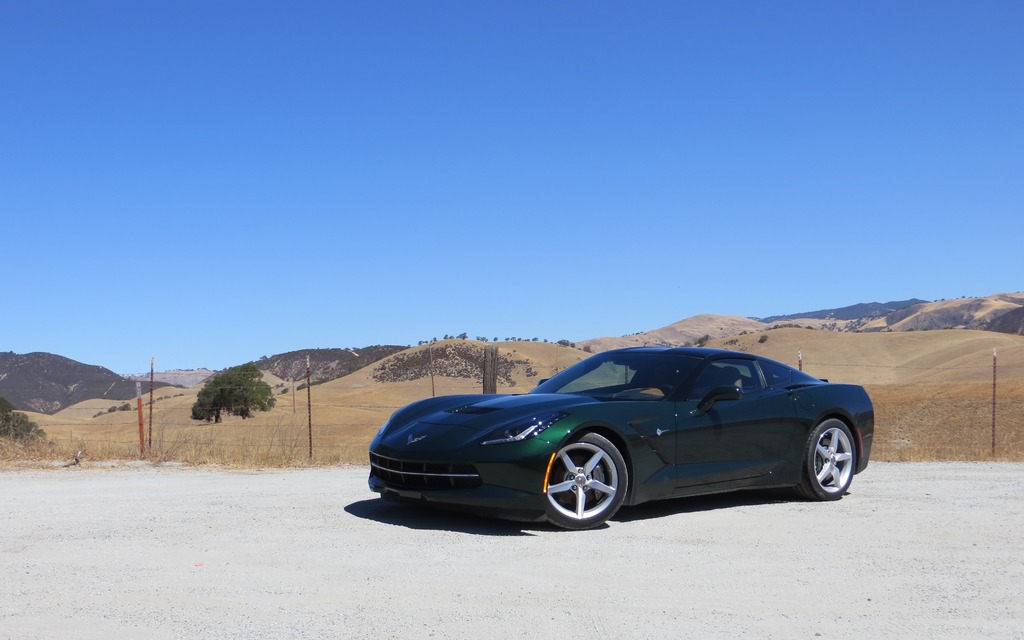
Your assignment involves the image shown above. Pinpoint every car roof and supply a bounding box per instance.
[609,346,757,360]
[600,346,819,383]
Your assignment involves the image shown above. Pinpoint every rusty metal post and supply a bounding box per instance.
[992,348,997,457]
[148,357,154,450]
[135,381,145,457]
[306,356,313,461]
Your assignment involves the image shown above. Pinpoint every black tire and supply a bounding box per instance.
[544,433,628,530]
[794,418,857,501]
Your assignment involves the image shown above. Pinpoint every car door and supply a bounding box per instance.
[674,358,799,489]
[612,399,687,501]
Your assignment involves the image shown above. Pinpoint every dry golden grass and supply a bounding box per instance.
[14,342,588,468]
[8,333,1024,467]
[869,379,1024,461]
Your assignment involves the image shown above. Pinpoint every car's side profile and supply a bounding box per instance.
[369,347,874,529]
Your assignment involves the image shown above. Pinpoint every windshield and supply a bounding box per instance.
[531,352,702,400]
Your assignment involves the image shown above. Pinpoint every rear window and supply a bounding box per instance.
[760,360,822,388]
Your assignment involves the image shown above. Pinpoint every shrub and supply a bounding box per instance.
[0,397,46,441]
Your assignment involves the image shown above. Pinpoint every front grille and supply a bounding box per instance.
[370,452,482,490]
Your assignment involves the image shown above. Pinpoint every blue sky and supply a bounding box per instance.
[2,1,1022,374]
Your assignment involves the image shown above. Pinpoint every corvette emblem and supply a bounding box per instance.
[407,434,427,445]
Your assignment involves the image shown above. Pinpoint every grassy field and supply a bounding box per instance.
[4,331,1023,466]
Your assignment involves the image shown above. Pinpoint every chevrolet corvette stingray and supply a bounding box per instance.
[368,347,874,529]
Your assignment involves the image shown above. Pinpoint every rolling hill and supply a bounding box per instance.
[21,329,1023,466]
[987,306,1024,335]
[856,293,1024,332]
[5,291,1023,416]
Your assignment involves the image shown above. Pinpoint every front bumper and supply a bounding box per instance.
[367,444,556,522]
[368,474,548,522]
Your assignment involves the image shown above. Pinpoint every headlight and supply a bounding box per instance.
[480,411,568,446]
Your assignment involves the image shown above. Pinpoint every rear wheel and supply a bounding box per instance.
[795,418,856,500]
[545,433,628,530]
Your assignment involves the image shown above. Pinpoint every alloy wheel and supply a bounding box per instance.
[546,439,621,524]
[813,425,854,494]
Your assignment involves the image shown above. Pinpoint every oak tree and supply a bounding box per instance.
[191,363,276,423]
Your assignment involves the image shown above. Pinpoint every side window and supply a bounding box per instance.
[689,359,762,399]
[556,360,636,394]
[759,361,793,388]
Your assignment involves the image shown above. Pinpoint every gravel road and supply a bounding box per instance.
[1,462,1022,639]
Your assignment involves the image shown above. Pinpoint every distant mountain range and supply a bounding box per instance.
[578,293,1024,352]
[0,347,410,415]
[132,369,217,388]
[3,292,1022,414]
[0,352,175,415]
[759,299,929,323]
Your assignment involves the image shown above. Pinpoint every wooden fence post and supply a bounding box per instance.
[483,345,499,394]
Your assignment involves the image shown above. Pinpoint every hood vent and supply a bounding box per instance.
[447,404,500,415]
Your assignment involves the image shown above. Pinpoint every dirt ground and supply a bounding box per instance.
[1,462,1021,639]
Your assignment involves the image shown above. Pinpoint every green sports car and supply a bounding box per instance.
[368,347,874,529]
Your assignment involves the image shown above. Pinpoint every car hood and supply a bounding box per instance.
[376,393,597,452]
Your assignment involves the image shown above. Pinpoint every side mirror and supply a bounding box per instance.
[695,385,743,414]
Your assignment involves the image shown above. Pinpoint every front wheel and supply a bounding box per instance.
[795,418,856,501]
[545,433,628,530]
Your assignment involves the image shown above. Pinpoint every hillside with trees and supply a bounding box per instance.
[256,346,408,385]
[371,342,538,387]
